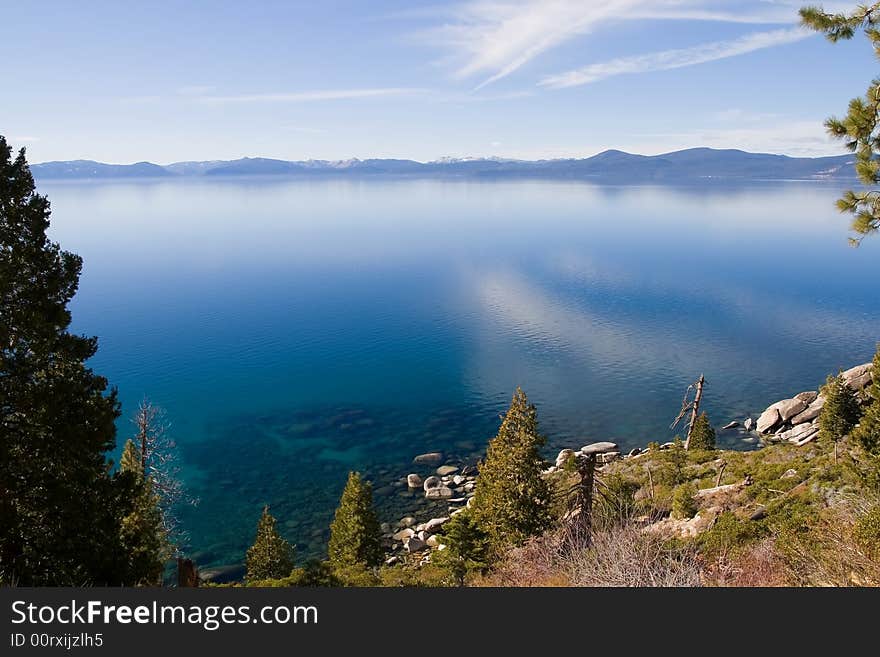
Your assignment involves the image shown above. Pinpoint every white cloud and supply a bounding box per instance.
[539,27,810,88]
[195,88,424,104]
[428,1,820,88]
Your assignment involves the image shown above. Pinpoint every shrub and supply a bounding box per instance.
[854,505,880,560]
[594,474,640,528]
[671,482,698,519]
[688,412,716,451]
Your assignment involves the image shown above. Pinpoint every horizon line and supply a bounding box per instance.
[28,145,853,168]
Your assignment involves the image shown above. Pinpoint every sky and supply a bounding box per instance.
[1,0,874,163]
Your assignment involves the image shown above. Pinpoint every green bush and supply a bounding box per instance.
[699,511,766,556]
[854,505,880,560]
[688,412,716,451]
[671,482,698,519]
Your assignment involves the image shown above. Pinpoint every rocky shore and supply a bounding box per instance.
[382,360,875,564]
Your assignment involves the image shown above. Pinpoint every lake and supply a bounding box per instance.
[39,176,880,567]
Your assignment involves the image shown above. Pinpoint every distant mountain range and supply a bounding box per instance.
[31,148,857,182]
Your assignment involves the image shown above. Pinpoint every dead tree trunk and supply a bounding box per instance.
[672,374,706,451]
[684,374,705,450]
[177,558,199,587]
[563,453,596,551]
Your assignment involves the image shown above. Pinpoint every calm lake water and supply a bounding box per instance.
[40,176,880,567]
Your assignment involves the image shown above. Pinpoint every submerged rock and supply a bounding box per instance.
[436,465,459,476]
[413,452,443,465]
[407,473,423,488]
[422,476,441,492]
[721,421,739,430]
[425,486,453,500]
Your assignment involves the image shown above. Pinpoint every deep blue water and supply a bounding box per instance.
[39,177,880,566]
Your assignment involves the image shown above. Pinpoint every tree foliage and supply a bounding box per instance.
[819,373,862,446]
[0,135,136,585]
[118,440,168,585]
[801,3,880,243]
[688,412,716,451]
[432,511,490,586]
[471,387,552,552]
[853,345,880,454]
[327,471,382,569]
[245,506,295,582]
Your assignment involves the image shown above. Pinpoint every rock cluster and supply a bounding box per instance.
[754,362,873,446]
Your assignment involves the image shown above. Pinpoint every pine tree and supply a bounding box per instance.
[471,387,552,552]
[432,511,490,586]
[819,373,862,462]
[327,472,382,569]
[246,506,295,582]
[0,135,130,585]
[688,412,716,451]
[854,344,880,455]
[801,3,880,243]
[118,439,168,585]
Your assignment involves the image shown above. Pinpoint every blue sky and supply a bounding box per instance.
[1,0,873,163]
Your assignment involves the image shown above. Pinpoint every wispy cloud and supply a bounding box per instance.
[195,88,424,104]
[540,27,810,88]
[427,1,817,88]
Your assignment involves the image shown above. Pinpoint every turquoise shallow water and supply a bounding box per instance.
[39,176,880,566]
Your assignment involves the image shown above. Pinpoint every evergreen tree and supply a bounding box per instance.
[0,135,129,585]
[432,511,490,586]
[819,373,862,461]
[801,3,880,243]
[118,440,168,585]
[246,506,295,582]
[688,412,716,451]
[327,472,382,569]
[471,387,552,552]
[854,344,880,455]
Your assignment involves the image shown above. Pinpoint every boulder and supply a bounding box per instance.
[789,395,824,425]
[406,473,423,488]
[779,422,818,444]
[721,421,739,430]
[795,391,819,405]
[405,537,427,553]
[743,417,754,431]
[436,465,459,476]
[413,452,443,465]
[842,362,873,391]
[796,431,820,447]
[452,475,464,486]
[628,447,641,457]
[756,407,781,434]
[423,517,450,533]
[397,516,416,528]
[598,451,620,464]
[417,530,428,541]
[780,469,798,480]
[392,528,415,541]
[425,486,453,500]
[580,441,618,455]
[380,522,391,534]
[555,448,575,468]
[777,398,809,422]
[423,476,442,492]
[425,535,440,547]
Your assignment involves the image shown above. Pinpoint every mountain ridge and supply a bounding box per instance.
[30,148,858,182]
